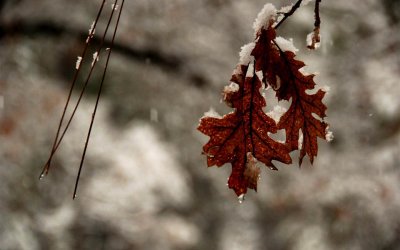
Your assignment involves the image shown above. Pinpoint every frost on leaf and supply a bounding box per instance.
[198,2,329,198]
[252,23,328,165]
[198,63,291,196]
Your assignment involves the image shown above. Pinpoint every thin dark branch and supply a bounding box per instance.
[40,0,107,179]
[314,0,321,28]
[274,0,303,29]
[73,0,125,199]
[307,0,322,49]
[43,0,122,175]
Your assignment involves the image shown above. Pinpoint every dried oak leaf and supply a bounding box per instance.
[198,64,291,196]
[252,24,328,165]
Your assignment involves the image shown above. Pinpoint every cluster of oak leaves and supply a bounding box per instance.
[198,4,333,198]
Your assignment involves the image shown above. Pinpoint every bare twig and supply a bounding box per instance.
[73,0,125,199]
[274,0,303,29]
[307,0,322,49]
[40,0,107,179]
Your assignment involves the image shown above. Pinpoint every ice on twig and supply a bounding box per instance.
[86,21,96,43]
[111,4,119,11]
[307,30,321,50]
[91,52,99,67]
[75,56,82,70]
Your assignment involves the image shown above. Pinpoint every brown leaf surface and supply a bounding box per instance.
[252,25,328,165]
[198,64,291,196]
[198,19,329,197]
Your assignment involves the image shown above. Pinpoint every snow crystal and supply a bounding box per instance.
[204,107,222,119]
[75,56,82,70]
[111,3,119,11]
[321,85,330,93]
[325,126,334,142]
[299,67,314,76]
[306,32,313,47]
[279,5,293,13]
[91,52,99,67]
[306,31,321,49]
[88,21,95,35]
[86,21,96,43]
[275,36,298,53]
[266,105,287,123]
[224,82,239,93]
[232,66,242,76]
[238,194,245,204]
[253,3,277,35]
[256,71,263,81]
[298,130,304,150]
[239,42,255,65]
[246,62,254,78]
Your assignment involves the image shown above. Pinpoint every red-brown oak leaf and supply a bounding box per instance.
[198,63,291,196]
[252,24,328,165]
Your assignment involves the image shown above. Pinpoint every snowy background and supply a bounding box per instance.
[1,0,400,249]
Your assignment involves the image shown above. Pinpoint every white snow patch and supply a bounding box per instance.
[91,52,99,67]
[88,21,95,35]
[325,126,334,142]
[256,71,263,81]
[224,82,240,93]
[204,107,222,119]
[275,36,298,53]
[239,42,255,65]
[232,66,242,76]
[306,32,313,47]
[298,130,304,150]
[267,105,287,123]
[75,56,82,70]
[321,85,330,93]
[279,5,293,13]
[238,194,245,204]
[246,62,255,78]
[299,67,314,76]
[307,31,321,49]
[253,3,277,35]
[111,3,119,11]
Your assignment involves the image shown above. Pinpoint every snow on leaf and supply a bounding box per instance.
[203,107,222,119]
[253,3,277,36]
[198,64,291,196]
[239,42,256,65]
[252,24,328,165]
[198,3,329,197]
[275,36,298,53]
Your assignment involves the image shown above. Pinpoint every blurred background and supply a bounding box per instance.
[1,0,400,249]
